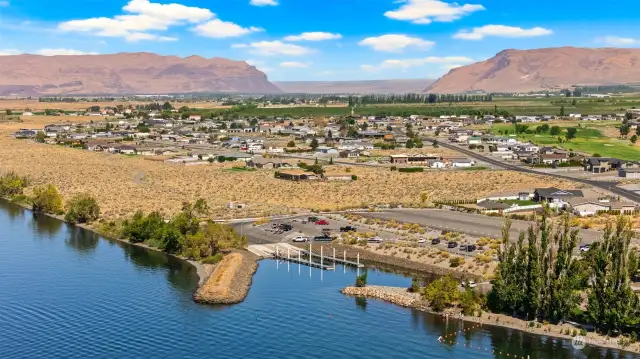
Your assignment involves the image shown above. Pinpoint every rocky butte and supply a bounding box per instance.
[0,52,281,95]
[426,46,640,94]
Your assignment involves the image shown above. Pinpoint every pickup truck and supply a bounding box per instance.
[340,226,357,232]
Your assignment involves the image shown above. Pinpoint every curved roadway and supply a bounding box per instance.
[426,138,640,203]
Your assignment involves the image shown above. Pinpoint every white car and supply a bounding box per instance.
[417,238,427,244]
[292,236,309,243]
[580,245,590,252]
[461,280,477,288]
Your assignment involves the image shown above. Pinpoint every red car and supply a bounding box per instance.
[315,219,329,225]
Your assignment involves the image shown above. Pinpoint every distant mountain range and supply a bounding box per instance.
[274,79,433,94]
[0,52,280,96]
[426,47,640,93]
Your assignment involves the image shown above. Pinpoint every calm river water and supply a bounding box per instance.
[0,200,637,359]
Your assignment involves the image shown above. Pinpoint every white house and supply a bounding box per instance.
[429,160,446,169]
[452,159,474,168]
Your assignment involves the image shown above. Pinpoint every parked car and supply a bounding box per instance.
[447,241,458,249]
[368,237,383,243]
[280,224,293,231]
[313,234,333,242]
[292,236,309,243]
[418,237,427,244]
[580,245,590,252]
[315,219,329,225]
[459,244,468,252]
[467,244,477,252]
[431,238,441,245]
[340,226,357,232]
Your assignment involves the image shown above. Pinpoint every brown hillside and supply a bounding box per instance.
[425,47,640,93]
[0,52,280,95]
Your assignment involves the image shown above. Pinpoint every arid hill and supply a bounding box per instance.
[274,79,433,94]
[425,47,640,93]
[0,52,280,95]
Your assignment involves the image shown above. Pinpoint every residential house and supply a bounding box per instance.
[540,154,568,165]
[247,157,290,169]
[339,149,361,158]
[275,169,317,181]
[451,159,474,168]
[117,145,137,155]
[467,136,482,145]
[570,199,636,216]
[619,168,640,179]
[86,140,109,152]
[534,187,583,209]
[428,160,446,168]
[315,146,339,156]
[584,157,625,173]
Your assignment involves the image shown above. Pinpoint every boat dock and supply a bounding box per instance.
[247,243,364,270]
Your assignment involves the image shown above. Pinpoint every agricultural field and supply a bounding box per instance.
[488,120,640,160]
[0,129,575,221]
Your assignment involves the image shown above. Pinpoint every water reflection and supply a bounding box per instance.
[355,296,367,311]
[119,241,197,292]
[0,200,24,221]
[65,226,99,255]
[30,212,63,238]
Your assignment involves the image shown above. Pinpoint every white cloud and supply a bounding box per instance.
[58,0,214,41]
[0,49,21,56]
[280,61,311,68]
[232,41,314,56]
[284,32,342,41]
[384,0,484,24]
[194,19,262,38]
[35,48,100,56]
[361,56,474,72]
[0,1,10,7]
[454,25,553,40]
[358,34,435,52]
[250,0,278,5]
[596,36,639,47]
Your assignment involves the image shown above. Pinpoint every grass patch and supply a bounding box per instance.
[461,166,488,171]
[202,253,225,264]
[499,199,536,206]
[224,166,256,172]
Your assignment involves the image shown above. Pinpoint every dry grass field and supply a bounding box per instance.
[0,125,576,221]
[0,99,232,111]
[0,115,98,133]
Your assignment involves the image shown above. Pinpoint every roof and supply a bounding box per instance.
[568,198,609,207]
[279,169,315,176]
[535,187,584,198]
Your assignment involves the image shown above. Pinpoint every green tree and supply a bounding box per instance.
[620,123,631,137]
[559,105,565,117]
[35,131,46,143]
[631,135,638,145]
[355,270,368,287]
[32,184,63,214]
[287,140,295,147]
[550,126,561,136]
[423,276,460,312]
[64,193,100,224]
[310,138,319,150]
[162,101,173,111]
[587,217,640,334]
[566,127,578,141]
[0,171,29,197]
[432,140,439,148]
[405,138,415,149]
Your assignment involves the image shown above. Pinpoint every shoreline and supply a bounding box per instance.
[1,197,213,287]
[342,285,640,355]
[193,250,259,305]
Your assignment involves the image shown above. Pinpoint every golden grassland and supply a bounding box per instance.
[0,129,577,221]
[0,115,104,132]
[0,99,232,111]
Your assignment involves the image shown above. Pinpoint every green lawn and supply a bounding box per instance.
[488,121,640,160]
[224,166,256,172]
[499,199,536,206]
[461,166,488,171]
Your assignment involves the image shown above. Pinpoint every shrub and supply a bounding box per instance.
[65,193,100,224]
[351,175,358,180]
[202,253,224,264]
[449,257,464,268]
[390,166,397,171]
[32,184,63,214]
[355,271,368,287]
[0,171,29,198]
[398,167,424,173]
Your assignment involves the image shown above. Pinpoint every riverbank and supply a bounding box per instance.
[294,242,485,281]
[193,250,259,305]
[342,285,640,354]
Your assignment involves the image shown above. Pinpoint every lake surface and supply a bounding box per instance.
[0,200,637,359]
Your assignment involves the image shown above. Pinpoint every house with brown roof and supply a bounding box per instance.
[275,169,318,181]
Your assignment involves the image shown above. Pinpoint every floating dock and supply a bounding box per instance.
[247,243,364,270]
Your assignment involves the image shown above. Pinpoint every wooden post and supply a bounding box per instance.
[357,252,360,267]
[309,242,312,266]
[321,246,323,268]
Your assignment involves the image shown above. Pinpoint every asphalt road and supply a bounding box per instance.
[426,138,640,203]
[356,208,603,245]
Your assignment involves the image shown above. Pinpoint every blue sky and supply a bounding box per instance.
[1,0,639,81]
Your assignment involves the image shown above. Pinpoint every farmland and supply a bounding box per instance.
[5,94,640,118]
[487,120,640,160]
